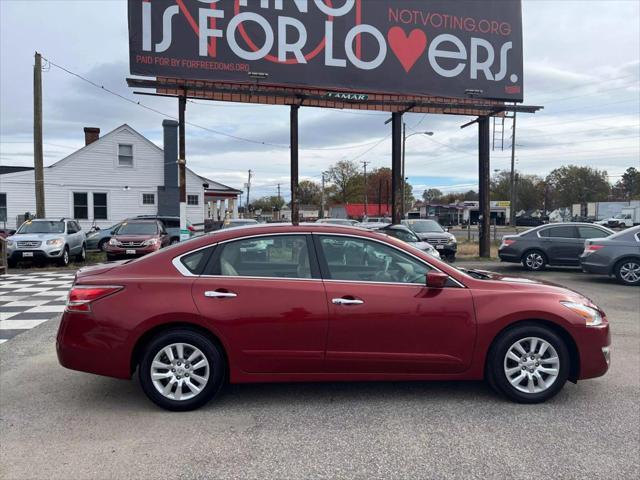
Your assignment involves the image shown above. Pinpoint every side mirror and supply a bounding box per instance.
[426,271,449,289]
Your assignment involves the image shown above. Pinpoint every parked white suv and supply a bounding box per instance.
[6,218,87,268]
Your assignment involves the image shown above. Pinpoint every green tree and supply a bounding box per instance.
[546,165,610,208]
[326,160,364,204]
[251,195,285,213]
[615,167,640,200]
[297,180,322,206]
[491,170,544,211]
[422,188,443,202]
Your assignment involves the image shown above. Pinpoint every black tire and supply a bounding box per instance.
[57,246,70,267]
[486,323,570,404]
[614,258,640,286]
[170,237,180,245]
[106,254,117,262]
[138,329,225,411]
[521,249,547,271]
[76,243,87,262]
[98,239,109,252]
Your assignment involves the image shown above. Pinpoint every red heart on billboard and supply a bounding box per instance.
[387,27,427,73]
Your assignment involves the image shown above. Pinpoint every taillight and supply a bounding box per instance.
[583,244,604,254]
[501,239,516,247]
[66,285,123,312]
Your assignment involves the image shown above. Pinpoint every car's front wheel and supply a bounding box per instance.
[615,259,640,286]
[76,243,86,262]
[138,329,225,411]
[487,323,570,403]
[57,247,70,267]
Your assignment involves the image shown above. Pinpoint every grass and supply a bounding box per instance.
[456,240,501,261]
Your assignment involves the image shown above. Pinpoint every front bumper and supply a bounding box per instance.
[105,245,159,258]
[8,248,64,261]
[575,323,611,380]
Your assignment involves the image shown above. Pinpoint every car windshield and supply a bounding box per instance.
[116,222,158,235]
[404,220,444,233]
[17,220,65,234]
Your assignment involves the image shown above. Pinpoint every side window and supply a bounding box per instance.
[215,235,314,279]
[548,226,577,238]
[578,226,609,239]
[318,235,431,284]
[67,222,77,234]
[164,219,179,228]
[73,221,82,232]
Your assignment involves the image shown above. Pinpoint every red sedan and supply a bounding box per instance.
[57,224,610,411]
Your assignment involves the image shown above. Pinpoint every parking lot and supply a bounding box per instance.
[0,262,637,479]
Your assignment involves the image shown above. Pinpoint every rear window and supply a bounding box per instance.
[180,247,215,275]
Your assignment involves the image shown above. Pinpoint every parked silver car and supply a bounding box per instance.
[6,218,86,268]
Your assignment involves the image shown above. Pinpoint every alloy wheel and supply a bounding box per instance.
[150,343,210,401]
[503,337,559,394]
[620,261,640,284]
[525,252,544,270]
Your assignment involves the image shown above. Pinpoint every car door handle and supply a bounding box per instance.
[332,297,364,305]
[204,290,237,298]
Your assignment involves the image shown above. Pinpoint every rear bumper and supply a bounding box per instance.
[579,255,610,275]
[498,250,520,263]
[56,311,132,379]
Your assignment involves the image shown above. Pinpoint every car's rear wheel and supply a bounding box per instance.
[615,259,640,286]
[522,250,547,271]
[487,323,570,403]
[138,329,225,411]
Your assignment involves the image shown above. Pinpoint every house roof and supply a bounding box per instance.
[0,166,34,175]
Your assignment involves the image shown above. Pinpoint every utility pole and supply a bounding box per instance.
[277,183,281,221]
[246,169,253,212]
[320,173,326,219]
[178,94,187,240]
[509,107,517,226]
[401,122,407,219]
[33,52,45,218]
[361,161,369,219]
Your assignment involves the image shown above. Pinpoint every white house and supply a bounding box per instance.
[0,123,242,230]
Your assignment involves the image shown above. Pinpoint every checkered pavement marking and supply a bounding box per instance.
[0,271,76,344]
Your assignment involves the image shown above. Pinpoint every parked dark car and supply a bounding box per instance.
[58,223,610,411]
[516,216,545,227]
[105,220,170,260]
[580,226,640,286]
[0,228,16,239]
[499,223,614,271]
[373,224,441,259]
[86,221,125,251]
[402,219,457,261]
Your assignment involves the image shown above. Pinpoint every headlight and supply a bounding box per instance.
[560,301,603,326]
[6,239,15,247]
[108,238,119,246]
[46,238,64,247]
[448,235,457,244]
[143,238,159,246]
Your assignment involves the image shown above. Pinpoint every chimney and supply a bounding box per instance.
[83,127,100,146]
[162,120,179,188]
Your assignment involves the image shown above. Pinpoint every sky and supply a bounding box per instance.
[1,0,639,202]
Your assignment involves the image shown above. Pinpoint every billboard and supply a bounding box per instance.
[128,0,523,101]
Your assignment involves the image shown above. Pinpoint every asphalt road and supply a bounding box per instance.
[1,263,638,479]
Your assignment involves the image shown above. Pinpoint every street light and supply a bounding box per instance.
[402,124,434,217]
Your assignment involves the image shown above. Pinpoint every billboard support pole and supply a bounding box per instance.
[478,116,491,258]
[33,52,45,218]
[290,104,300,226]
[178,93,188,241]
[391,112,403,225]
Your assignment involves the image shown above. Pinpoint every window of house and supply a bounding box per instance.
[142,193,155,205]
[73,192,88,219]
[318,235,431,284]
[93,193,108,220]
[118,144,134,167]
[187,194,199,206]
[0,193,6,222]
